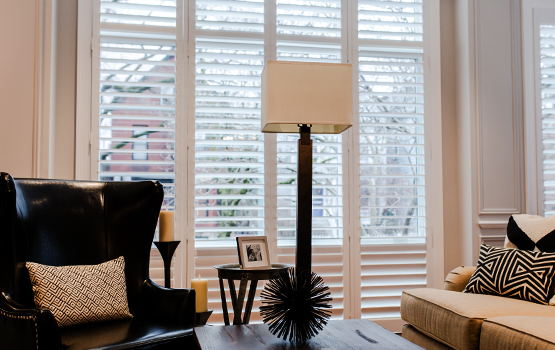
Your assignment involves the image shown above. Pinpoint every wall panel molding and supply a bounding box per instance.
[479,234,506,247]
[478,221,507,229]
[475,0,523,216]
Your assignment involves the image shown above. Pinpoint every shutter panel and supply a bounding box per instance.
[95,0,178,281]
[96,0,177,213]
[360,238,426,318]
[541,25,555,216]
[357,0,427,320]
[276,0,345,319]
[194,0,266,325]
[194,0,265,240]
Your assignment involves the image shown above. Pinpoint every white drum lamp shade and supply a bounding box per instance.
[261,61,353,134]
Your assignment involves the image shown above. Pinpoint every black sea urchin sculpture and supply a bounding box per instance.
[260,267,332,343]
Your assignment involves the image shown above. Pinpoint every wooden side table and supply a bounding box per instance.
[214,263,291,326]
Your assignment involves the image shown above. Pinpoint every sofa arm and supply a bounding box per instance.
[443,266,476,292]
[138,278,196,326]
[0,293,61,350]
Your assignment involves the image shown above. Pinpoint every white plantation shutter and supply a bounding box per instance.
[93,0,179,285]
[84,0,438,330]
[357,0,427,320]
[95,0,178,213]
[275,0,345,319]
[194,0,266,325]
[541,25,555,216]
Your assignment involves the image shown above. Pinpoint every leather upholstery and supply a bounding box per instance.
[0,173,196,350]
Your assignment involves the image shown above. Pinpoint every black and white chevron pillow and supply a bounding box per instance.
[463,245,555,304]
[26,256,133,327]
[505,214,555,252]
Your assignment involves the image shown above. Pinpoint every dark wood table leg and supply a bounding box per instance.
[228,278,238,319]
[233,274,249,325]
[242,279,258,324]
[218,277,230,326]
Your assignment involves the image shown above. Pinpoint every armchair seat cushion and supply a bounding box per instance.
[401,288,555,350]
[480,316,555,350]
[60,318,194,350]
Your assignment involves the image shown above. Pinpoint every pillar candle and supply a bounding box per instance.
[191,274,208,313]
[158,210,174,242]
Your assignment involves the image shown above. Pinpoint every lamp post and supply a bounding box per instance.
[260,61,353,343]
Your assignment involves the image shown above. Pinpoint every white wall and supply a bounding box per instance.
[0,1,41,178]
[446,0,525,269]
[0,0,77,180]
[440,0,464,273]
[54,0,77,180]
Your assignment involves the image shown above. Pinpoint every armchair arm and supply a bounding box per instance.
[0,293,61,350]
[443,266,476,292]
[138,278,196,326]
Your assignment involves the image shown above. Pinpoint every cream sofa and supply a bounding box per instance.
[401,266,555,350]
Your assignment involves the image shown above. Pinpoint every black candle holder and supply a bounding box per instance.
[153,241,180,288]
[196,310,213,326]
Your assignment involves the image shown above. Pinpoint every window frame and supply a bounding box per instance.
[76,0,444,330]
[522,0,555,215]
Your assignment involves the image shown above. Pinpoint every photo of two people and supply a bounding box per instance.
[246,244,262,262]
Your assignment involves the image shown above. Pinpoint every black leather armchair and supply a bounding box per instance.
[0,173,196,350]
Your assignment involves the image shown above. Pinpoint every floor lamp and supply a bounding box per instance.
[259,61,353,342]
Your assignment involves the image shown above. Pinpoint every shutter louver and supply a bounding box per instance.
[358,0,426,320]
[97,0,177,213]
[276,0,344,319]
[358,0,422,42]
[541,25,555,216]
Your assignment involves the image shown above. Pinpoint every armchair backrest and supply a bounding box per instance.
[0,173,164,314]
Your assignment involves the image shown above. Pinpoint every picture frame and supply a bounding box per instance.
[236,236,271,269]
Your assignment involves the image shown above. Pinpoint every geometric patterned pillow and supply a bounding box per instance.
[505,214,555,252]
[463,245,555,305]
[26,256,132,327]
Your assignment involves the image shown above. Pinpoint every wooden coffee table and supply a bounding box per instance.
[194,319,423,349]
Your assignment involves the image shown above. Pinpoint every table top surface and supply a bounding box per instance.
[214,263,292,280]
[214,263,291,272]
[194,319,424,350]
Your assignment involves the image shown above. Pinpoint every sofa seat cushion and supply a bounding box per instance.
[60,318,193,350]
[401,288,555,350]
[480,316,555,350]
[402,324,453,350]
